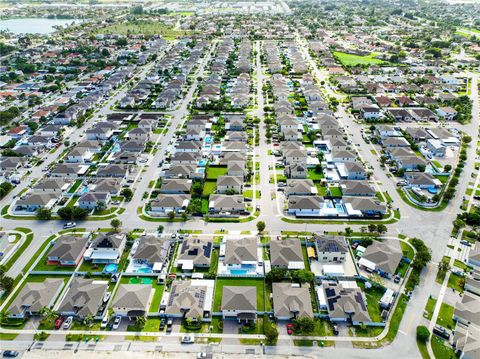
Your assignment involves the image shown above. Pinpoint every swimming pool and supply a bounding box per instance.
[205,136,213,144]
[335,204,346,214]
[197,159,207,167]
[103,263,118,274]
[230,269,248,275]
[136,267,152,274]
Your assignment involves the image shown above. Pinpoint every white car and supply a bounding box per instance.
[181,335,194,344]
[63,222,76,229]
[112,316,122,330]
[63,316,73,329]
[101,316,109,329]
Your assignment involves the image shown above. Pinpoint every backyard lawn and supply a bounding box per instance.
[431,335,457,359]
[307,168,324,181]
[206,166,228,180]
[202,181,217,197]
[213,278,265,312]
[329,186,342,197]
[333,51,391,66]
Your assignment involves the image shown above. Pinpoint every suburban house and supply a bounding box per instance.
[272,283,314,320]
[175,237,213,271]
[130,235,172,274]
[57,278,108,319]
[47,235,89,267]
[453,292,480,328]
[14,193,58,212]
[77,192,111,211]
[314,235,349,263]
[111,284,153,318]
[221,286,257,323]
[270,238,305,270]
[358,240,403,279]
[322,282,371,325]
[216,176,243,194]
[83,232,126,264]
[208,195,245,216]
[8,278,64,319]
[163,280,215,319]
[150,194,191,214]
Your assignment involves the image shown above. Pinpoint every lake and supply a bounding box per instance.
[0,18,83,35]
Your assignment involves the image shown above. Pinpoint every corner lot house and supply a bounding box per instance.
[47,235,89,267]
[111,284,153,318]
[221,286,257,323]
[57,277,108,319]
[272,283,314,320]
[358,240,403,279]
[163,279,214,319]
[8,278,64,318]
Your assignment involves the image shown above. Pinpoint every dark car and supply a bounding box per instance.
[433,325,450,340]
[3,351,19,358]
[166,318,173,333]
[159,319,166,330]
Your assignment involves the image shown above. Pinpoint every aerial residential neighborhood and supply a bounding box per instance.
[0,0,479,359]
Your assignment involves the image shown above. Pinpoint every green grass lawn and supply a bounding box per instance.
[400,241,415,261]
[447,273,464,293]
[202,180,217,197]
[95,20,193,40]
[315,184,327,196]
[362,286,384,322]
[333,51,391,66]
[436,302,456,330]
[149,283,165,313]
[213,278,265,312]
[329,186,342,197]
[423,296,437,320]
[206,166,228,180]
[431,335,457,359]
[307,168,324,181]
[395,260,409,278]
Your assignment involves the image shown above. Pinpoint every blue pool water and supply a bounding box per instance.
[198,160,207,167]
[230,269,248,275]
[203,144,212,150]
[136,267,151,274]
[80,186,89,194]
[335,204,345,214]
[103,264,118,274]
[428,188,438,194]
[197,168,205,174]
[205,136,213,144]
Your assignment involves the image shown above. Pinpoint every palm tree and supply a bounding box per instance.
[135,316,146,329]
[40,307,57,327]
[83,314,95,328]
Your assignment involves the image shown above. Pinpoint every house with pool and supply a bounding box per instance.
[218,237,263,276]
[83,232,126,265]
[126,235,173,274]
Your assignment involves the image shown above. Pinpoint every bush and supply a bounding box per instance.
[416,326,430,343]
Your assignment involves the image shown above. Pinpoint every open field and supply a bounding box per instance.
[95,20,193,40]
[333,51,391,66]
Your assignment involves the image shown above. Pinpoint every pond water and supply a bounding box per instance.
[0,18,83,35]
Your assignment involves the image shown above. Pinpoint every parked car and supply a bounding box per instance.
[112,316,122,330]
[2,351,19,358]
[333,325,339,336]
[101,316,109,329]
[166,318,173,333]
[286,323,293,335]
[63,316,73,329]
[394,275,401,283]
[159,318,166,331]
[54,316,65,329]
[63,222,76,229]
[433,325,450,340]
[181,335,194,344]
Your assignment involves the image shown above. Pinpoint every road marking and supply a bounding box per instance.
[398,330,407,336]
